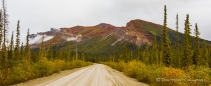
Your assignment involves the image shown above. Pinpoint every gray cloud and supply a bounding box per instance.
[3,0,211,43]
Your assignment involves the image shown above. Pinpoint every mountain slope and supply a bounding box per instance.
[29,19,211,55]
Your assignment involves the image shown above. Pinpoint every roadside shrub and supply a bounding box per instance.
[0,58,92,86]
[65,61,74,69]
[75,60,84,68]
[104,62,115,68]
[8,60,34,85]
[33,58,54,77]
[114,60,126,72]
[159,67,188,86]
[136,64,164,84]
[53,60,66,73]
[185,66,211,85]
[104,61,211,86]
[123,60,145,78]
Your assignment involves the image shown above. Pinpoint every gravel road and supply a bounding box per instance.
[14,64,148,86]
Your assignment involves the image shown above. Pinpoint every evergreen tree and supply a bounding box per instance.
[2,0,9,46]
[1,0,10,85]
[8,31,14,61]
[158,39,163,65]
[162,5,172,67]
[182,14,193,67]
[144,44,149,64]
[193,23,200,66]
[47,40,53,60]
[152,34,158,64]
[25,29,31,62]
[66,44,71,61]
[75,44,78,61]
[20,42,24,56]
[38,36,45,61]
[175,13,181,68]
[0,10,3,49]
[0,10,2,69]
[201,41,209,66]
[14,20,20,60]
[123,43,128,61]
[82,52,85,61]
[58,49,64,60]
[175,14,179,48]
[209,46,211,68]
[54,44,59,59]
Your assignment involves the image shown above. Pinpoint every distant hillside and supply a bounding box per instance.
[29,19,211,55]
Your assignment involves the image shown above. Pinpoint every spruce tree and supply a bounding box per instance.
[0,10,3,68]
[47,40,53,60]
[193,23,200,66]
[59,49,64,60]
[123,43,128,61]
[1,0,10,84]
[2,0,9,46]
[144,44,149,64]
[25,29,31,62]
[66,44,71,61]
[209,46,211,68]
[182,14,193,67]
[175,14,179,48]
[8,31,14,61]
[0,10,2,49]
[20,42,24,56]
[152,34,158,64]
[175,14,181,68]
[14,20,20,60]
[54,44,59,59]
[38,36,45,61]
[162,5,172,67]
[158,39,163,65]
[201,41,209,66]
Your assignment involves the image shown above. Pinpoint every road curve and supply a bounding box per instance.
[15,64,148,86]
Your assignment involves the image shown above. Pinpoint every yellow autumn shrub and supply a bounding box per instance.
[123,60,146,78]
[114,60,126,72]
[8,60,34,85]
[33,58,54,77]
[53,60,66,73]
[159,67,188,85]
[185,66,211,85]
[136,64,164,84]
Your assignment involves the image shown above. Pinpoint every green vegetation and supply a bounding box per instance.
[0,1,92,85]
[162,5,172,67]
[0,1,211,85]
[103,60,211,86]
[101,5,211,86]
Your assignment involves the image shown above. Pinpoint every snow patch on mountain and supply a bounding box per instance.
[66,37,77,41]
[66,35,82,42]
[29,35,53,44]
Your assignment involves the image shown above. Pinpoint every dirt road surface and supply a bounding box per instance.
[14,64,148,86]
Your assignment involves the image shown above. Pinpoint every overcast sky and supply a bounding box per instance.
[2,0,211,42]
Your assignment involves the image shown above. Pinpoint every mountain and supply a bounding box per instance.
[29,19,211,55]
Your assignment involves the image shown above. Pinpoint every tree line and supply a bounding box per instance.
[98,5,211,69]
